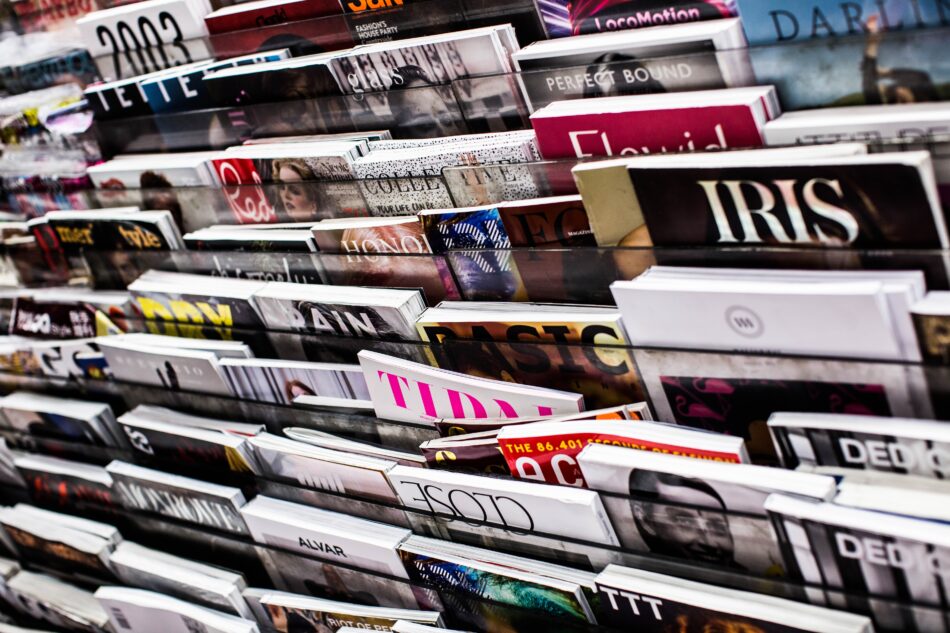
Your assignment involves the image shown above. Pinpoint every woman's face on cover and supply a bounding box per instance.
[397,88,463,138]
[278,166,317,219]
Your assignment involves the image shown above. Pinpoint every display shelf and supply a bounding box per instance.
[86,0,543,84]
[80,248,462,304]
[90,85,475,154]
[85,25,950,157]
[70,244,950,309]
[3,463,944,633]
[4,328,950,464]
[0,368,439,451]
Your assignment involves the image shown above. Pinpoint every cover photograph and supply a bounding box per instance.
[736,0,950,45]
[749,23,950,110]
[633,348,933,463]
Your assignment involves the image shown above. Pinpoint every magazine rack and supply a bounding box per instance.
[0,369,439,451]
[79,248,462,304]
[90,85,477,155]
[2,329,947,460]
[87,0,543,83]
[2,445,945,633]
[86,24,950,156]
[74,244,950,307]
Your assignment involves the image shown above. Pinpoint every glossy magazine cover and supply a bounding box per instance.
[537,0,735,38]
[607,471,784,575]
[399,550,592,621]
[132,289,266,330]
[416,318,627,345]
[425,339,644,410]
[256,547,432,612]
[736,0,950,45]
[634,349,932,464]
[750,25,950,110]
[631,162,945,249]
[222,360,367,405]
[255,297,421,340]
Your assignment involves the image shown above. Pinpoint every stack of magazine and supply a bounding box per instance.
[1,2,950,633]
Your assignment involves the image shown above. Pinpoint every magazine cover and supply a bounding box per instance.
[420,433,510,475]
[331,29,512,139]
[107,461,250,536]
[531,87,775,160]
[359,350,585,423]
[426,339,644,411]
[766,494,949,632]
[736,0,950,45]
[222,359,369,404]
[631,159,946,248]
[596,565,873,632]
[633,348,933,464]
[14,458,115,510]
[500,197,597,247]
[255,547,431,611]
[398,549,593,623]
[620,470,781,574]
[416,313,627,346]
[311,218,433,254]
[750,25,950,110]
[498,418,748,486]
[208,14,354,58]
[172,251,326,286]
[47,214,181,251]
[768,412,950,478]
[132,291,266,331]
[142,50,292,114]
[118,418,255,473]
[539,0,735,38]
[0,521,113,579]
[358,177,457,217]
[517,46,737,113]
[387,465,620,545]
[256,298,421,340]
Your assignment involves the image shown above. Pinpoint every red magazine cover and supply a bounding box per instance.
[205,0,343,34]
[205,0,343,35]
[498,419,748,487]
[531,104,768,160]
[210,157,280,224]
[208,13,355,58]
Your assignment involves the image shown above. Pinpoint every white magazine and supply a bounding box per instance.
[387,465,619,545]
[358,350,584,424]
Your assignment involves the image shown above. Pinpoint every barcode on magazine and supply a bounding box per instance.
[183,616,208,633]
[110,607,131,630]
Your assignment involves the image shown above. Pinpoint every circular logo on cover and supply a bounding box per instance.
[725,306,763,339]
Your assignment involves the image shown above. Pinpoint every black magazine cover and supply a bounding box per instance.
[517,44,730,112]
[118,420,254,474]
[15,464,116,510]
[48,216,180,252]
[632,163,945,249]
[766,494,946,633]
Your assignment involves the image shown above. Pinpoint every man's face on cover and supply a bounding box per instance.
[634,481,734,565]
